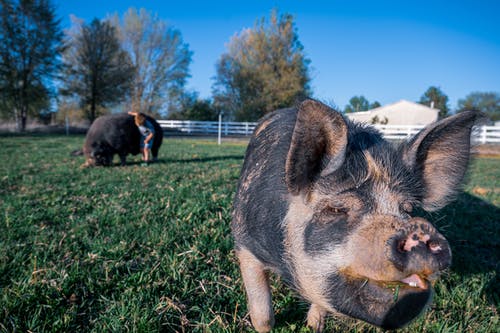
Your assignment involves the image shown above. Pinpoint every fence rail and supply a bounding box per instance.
[472,125,500,144]
[157,120,500,144]
[157,120,257,136]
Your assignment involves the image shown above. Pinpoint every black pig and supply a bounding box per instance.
[231,99,480,332]
[82,113,163,166]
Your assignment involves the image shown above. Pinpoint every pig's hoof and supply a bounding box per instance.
[307,304,326,332]
[251,318,274,333]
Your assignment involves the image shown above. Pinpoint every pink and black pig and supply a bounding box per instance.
[231,99,481,332]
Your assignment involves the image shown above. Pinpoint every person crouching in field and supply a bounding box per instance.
[129,112,155,166]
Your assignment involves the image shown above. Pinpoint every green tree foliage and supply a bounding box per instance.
[457,92,500,122]
[110,8,192,117]
[370,115,388,125]
[212,9,311,121]
[0,0,63,131]
[61,17,134,122]
[344,96,369,113]
[343,96,380,113]
[168,91,218,121]
[418,86,449,119]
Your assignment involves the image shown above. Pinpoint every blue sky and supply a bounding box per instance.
[54,0,500,111]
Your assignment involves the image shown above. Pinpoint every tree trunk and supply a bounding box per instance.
[90,99,96,123]
[15,108,21,132]
[20,106,28,132]
[14,106,28,132]
[21,113,27,132]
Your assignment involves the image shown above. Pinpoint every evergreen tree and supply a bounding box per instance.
[344,96,370,113]
[0,0,63,131]
[419,86,449,119]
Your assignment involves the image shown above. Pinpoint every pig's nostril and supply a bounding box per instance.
[427,240,442,253]
[397,239,407,253]
[395,234,444,254]
[390,228,451,273]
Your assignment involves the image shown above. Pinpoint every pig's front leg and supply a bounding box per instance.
[119,154,127,166]
[237,249,275,333]
[307,303,327,332]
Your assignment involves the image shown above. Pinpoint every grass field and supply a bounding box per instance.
[0,134,498,332]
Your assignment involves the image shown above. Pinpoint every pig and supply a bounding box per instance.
[82,113,163,166]
[231,99,481,332]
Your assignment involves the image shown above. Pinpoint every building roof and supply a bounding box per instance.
[345,99,439,125]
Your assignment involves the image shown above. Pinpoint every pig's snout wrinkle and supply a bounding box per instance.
[390,219,452,274]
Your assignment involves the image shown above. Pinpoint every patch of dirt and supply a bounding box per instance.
[471,144,500,157]
[472,187,500,196]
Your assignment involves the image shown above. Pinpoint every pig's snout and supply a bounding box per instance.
[390,218,451,278]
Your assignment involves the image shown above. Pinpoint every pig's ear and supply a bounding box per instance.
[286,99,348,195]
[402,111,482,211]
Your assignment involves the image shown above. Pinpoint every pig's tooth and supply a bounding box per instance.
[400,274,426,289]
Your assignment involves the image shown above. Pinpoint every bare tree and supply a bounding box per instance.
[110,8,192,117]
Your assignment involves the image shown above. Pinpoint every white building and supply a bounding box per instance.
[345,100,439,125]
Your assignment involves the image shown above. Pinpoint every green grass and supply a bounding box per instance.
[0,135,498,332]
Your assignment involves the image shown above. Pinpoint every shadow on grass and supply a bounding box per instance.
[425,192,499,304]
[273,301,310,331]
[153,155,244,164]
[429,193,499,274]
[88,155,244,167]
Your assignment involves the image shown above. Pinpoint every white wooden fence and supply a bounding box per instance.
[157,120,256,136]
[157,120,500,144]
[374,125,424,140]
[376,124,500,143]
[472,125,500,144]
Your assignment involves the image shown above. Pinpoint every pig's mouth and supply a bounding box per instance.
[357,272,432,293]
[328,272,433,329]
[370,273,431,292]
[398,273,429,290]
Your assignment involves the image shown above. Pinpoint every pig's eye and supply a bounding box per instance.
[314,206,348,223]
[401,201,413,214]
[322,206,348,217]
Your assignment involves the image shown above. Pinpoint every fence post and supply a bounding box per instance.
[218,113,222,145]
[481,126,487,144]
[65,115,69,136]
